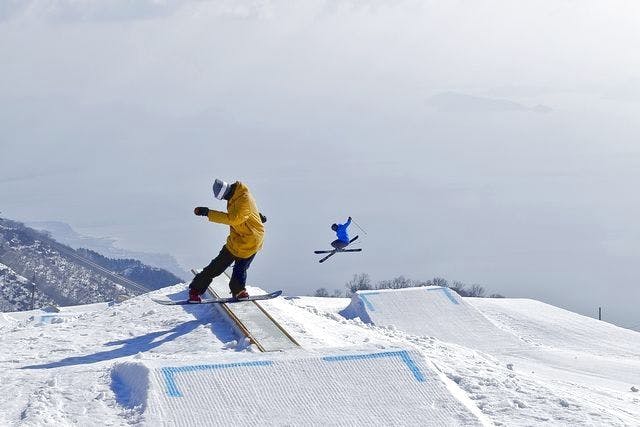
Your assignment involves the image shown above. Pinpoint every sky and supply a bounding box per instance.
[1,0,639,329]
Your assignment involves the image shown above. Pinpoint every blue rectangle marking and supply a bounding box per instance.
[161,361,273,397]
[424,287,459,305]
[322,350,426,382]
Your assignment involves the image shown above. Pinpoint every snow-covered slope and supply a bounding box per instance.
[0,218,147,310]
[340,286,525,352]
[26,221,190,281]
[337,287,640,425]
[468,297,640,357]
[1,285,639,426]
[116,349,482,426]
[0,262,56,311]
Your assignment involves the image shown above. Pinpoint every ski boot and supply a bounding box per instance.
[188,288,202,303]
[234,289,250,300]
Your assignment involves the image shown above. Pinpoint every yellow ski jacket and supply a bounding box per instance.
[207,181,265,258]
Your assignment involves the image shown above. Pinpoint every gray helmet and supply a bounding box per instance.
[212,179,230,200]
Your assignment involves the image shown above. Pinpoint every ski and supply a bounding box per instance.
[318,251,337,263]
[152,290,282,305]
[316,236,361,263]
[315,249,362,254]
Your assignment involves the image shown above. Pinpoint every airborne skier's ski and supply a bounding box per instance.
[315,235,361,263]
[152,290,282,305]
[314,249,362,254]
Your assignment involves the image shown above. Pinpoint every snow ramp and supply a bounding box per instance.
[111,349,483,426]
[342,287,524,353]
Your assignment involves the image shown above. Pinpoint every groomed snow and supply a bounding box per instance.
[124,349,482,426]
[1,284,639,426]
[340,286,525,352]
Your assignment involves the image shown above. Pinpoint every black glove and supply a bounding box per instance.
[348,216,352,221]
[194,207,209,216]
[259,213,267,223]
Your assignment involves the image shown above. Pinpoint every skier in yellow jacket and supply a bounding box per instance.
[188,179,265,302]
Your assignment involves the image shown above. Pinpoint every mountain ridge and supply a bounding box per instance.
[0,217,182,312]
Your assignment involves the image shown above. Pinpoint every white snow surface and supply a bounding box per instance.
[1,284,639,426]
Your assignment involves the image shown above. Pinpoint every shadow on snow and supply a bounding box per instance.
[22,290,242,370]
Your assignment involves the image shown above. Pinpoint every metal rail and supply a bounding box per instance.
[204,279,267,352]
[193,269,299,352]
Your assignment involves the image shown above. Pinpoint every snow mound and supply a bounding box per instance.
[469,297,640,357]
[137,349,482,426]
[341,287,524,352]
[5,283,639,425]
[110,362,150,412]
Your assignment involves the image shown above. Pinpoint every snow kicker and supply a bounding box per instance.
[341,286,525,353]
[111,349,482,426]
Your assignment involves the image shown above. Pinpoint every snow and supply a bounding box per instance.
[1,284,639,426]
[341,286,525,352]
[125,349,482,426]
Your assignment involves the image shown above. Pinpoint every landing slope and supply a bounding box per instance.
[113,349,482,426]
[469,297,640,357]
[341,286,524,352]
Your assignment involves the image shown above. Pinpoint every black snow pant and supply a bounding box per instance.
[331,239,349,250]
[189,245,256,295]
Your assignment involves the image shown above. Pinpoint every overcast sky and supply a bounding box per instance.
[1,0,639,329]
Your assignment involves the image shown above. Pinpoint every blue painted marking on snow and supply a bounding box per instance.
[38,315,55,324]
[161,361,273,397]
[424,287,459,305]
[359,292,379,311]
[322,350,426,382]
[440,287,459,305]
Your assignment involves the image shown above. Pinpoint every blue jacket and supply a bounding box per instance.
[335,218,352,243]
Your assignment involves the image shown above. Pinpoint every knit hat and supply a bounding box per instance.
[212,179,230,200]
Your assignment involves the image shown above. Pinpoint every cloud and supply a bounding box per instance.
[427,92,552,114]
[600,78,640,102]
[0,0,186,23]
[1,0,640,330]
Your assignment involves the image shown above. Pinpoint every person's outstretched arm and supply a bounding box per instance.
[208,195,251,226]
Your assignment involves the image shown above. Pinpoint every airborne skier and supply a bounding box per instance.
[330,217,352,249]
[314,217,362,263]
[188,179,266,302]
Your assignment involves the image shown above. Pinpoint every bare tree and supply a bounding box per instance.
[450,280,466,295]
[314,288,329,297]
[432,277,449,287]
[332,289,344,298]
[340,273,503,299]
[346,273,372,295]
[377,275,415,289]
[467,284,486,297]
[413,280,431,287]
